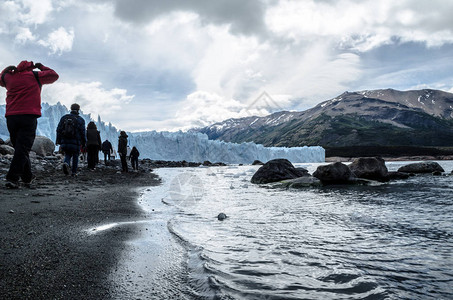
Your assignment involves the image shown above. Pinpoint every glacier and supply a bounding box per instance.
[0,103,325,164]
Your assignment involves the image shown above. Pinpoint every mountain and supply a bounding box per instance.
[194,89,453,156]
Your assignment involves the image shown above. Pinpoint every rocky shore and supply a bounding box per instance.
[0,150,220,299]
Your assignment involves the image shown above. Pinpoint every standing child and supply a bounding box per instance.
[130,146,140,170]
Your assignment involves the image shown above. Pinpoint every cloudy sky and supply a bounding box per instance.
[1,0,453,132]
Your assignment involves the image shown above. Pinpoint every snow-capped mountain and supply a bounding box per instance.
[0,103,325,163]
[194,88,453,149]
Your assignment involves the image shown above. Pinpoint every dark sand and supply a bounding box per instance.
[0,161,161,299]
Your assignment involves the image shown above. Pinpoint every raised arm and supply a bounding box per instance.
[34,63,59,85]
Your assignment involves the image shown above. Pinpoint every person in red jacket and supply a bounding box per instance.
[0,60,59,188]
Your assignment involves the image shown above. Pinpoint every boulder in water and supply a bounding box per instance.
[387,171,410,180]
[217,213,227,221]
[313,162,357,184]
[279,176,322,189]
[397,161,444,174]
[252,160,264,165]
[349,157,389,182]
[32,136,55,157]
[251,159,308,184]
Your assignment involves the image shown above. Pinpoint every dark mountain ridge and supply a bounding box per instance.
[194,88,453,157]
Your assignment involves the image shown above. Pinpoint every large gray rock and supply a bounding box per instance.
[398,161,444,174]
[278,176,322,189]
[349,157,389,182]
[0,144,15,155]
[313,162,357,184]
[32,136,55,157]
[387,171,411,180]
[251,159,307,184]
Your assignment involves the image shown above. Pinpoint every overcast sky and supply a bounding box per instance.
[1,0,453,132]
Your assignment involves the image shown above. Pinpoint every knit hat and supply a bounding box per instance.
[70,103,80,111]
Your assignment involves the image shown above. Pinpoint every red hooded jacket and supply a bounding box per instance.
[0,60,59,117]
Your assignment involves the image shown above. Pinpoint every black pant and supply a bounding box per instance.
[103,151,110,164]
[6,115,38,182]
[120,153,128,172]
[131,157,138,170]
[87,145,98,169]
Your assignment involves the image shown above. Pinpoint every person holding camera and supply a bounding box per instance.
[0,61,59,188]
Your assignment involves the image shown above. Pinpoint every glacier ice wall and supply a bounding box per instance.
[0,103,325,164]
[129,131,324,164]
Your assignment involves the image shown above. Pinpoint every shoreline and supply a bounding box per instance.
[0,160,160,299]
[325,155,453,162]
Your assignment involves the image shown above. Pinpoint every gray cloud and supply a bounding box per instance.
[98,0,269,36]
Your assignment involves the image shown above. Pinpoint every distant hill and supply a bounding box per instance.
[194,89,453,157]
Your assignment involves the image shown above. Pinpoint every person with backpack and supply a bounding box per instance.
[118,131,128,173]
[101,139,113,165]
[86,121,102,170]
[0,61,59,188]
[130,146,140,170]
[56,103,86,176]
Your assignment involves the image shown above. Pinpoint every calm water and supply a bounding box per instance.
[137,161,453,300]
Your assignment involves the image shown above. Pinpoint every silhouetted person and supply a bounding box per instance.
[118,131,128,173]
[102,139,113,165]
[86,121,102,170]
[0,61,59,188]
[130,146,140,170]
[56,103,86,176]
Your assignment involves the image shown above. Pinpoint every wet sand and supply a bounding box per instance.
[0,161,160,299]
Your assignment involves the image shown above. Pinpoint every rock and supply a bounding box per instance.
[0,144,15,155]
[432,171,442,176]
[252,160,264,165]
[295,167,310,176]
[251,159,308,184]
[313,162,357,184]
[32,136,55,157]
[0,138,4,145]
[398,161,444,174]
[203,161,212,166]
[279,176,322,188]
[217,213,227,221]
[387,171,410,180]
[349,157,389,182]
[5,138,13,147]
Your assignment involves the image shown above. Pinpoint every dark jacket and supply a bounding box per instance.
[118,131,128,156]
[102,140,113,153]
[86,128,101,150]
[0,61,59,117]
[56,111,86,152]
[130,147,139,159]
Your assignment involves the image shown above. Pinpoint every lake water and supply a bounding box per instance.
[130,161,453,299]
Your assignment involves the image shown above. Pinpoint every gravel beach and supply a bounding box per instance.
[0,158,161,299]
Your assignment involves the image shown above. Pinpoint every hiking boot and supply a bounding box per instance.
[63,163,70,175]
[5,180,19,189]
[22,175,37,188]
